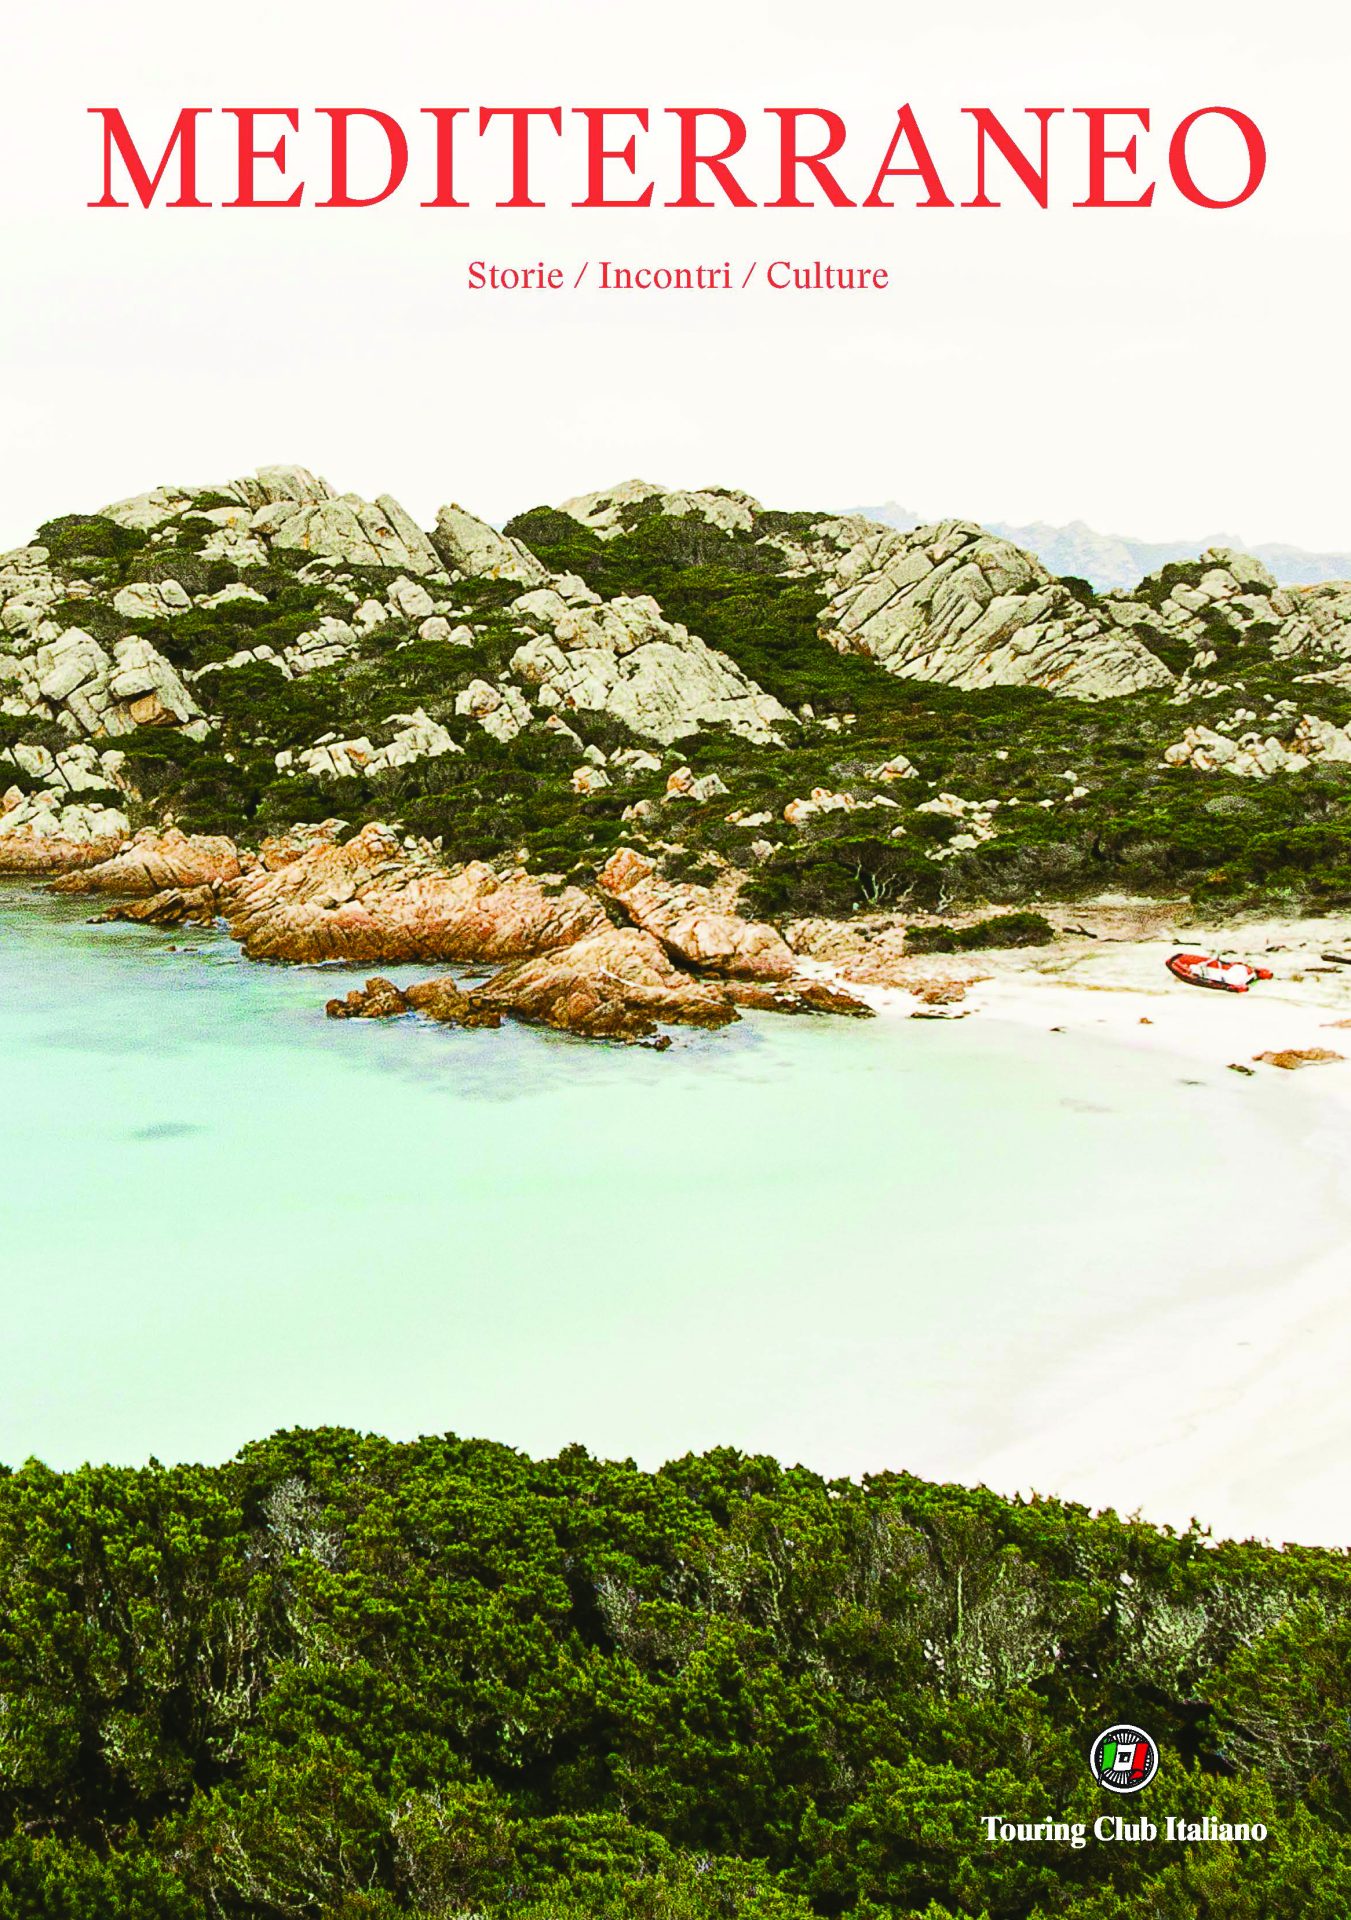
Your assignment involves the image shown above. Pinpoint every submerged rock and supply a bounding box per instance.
[723,977,873,1018]
[327,931,735,1043]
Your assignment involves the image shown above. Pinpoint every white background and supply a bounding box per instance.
[1,0,1345,548]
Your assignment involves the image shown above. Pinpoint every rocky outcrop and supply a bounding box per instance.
[454,678,532,743]
[782,788,902,828]
[557,479,760,540]
[282,711,460,782]
[107,637,202,727]
[913,791,1002,858]
[432,504,549,584]
[49,828,242,896]
[324,929,870,1044]
[597,847,795,980]
[1092,548,1351,683]
[872,753,919,781]
[0,810,129,872]
[508,590,791,745]
[1163,712,1351,778]
[0,739,128,796]
[5,627,204,738]
[820,521,1174,699]
[1,546,68,641]
[0,837,121,875]
[255,484,441,576]
[477,926,740,1040]
[225,822,606,964]
[261,493,439,575]
[552,480,874,581]
[410,488,1351,700]
[100,465,443,577]
[322,929,735,1043]
[570,765,611,794]
[113,579,193,622]
[326,975,503,1028]
[1268,579,1351,665]
[0,783,131,871]
[256,820,348,870]
[101,884,222,928]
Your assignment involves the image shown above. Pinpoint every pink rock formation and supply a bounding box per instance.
[325,975,503,1028]
[0,833,124,875]
[100,885,221,928]
[724,977,873,1018]
[322,928,738,1043]
[596,846,795,980]
[477,925,739,1040]
[50,828,243,896]
[227,822,606,964]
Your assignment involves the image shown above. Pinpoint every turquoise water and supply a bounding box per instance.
[0,884,1333,1497]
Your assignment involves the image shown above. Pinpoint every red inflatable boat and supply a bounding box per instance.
[1166,952,1273,993]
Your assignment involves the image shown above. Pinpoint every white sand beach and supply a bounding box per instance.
[808,906,1351,1547]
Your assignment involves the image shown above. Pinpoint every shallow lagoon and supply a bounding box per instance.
[0,885,1337,1531]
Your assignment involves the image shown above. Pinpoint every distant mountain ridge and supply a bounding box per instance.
[854,502,1351,592]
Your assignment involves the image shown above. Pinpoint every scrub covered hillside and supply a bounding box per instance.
[7,466,1351,923]
[1,1429,1349,1920]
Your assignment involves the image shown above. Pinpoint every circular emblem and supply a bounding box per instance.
[1089,1724,1159,1794]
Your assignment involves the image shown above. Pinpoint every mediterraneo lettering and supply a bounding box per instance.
[86,105,1267,212]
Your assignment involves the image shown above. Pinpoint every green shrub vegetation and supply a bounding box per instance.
[1,1428,1349,1920]
[34,514,149,572]
[14,496,1351,921]
[904,913,1058,954]
[496,505,1351,916]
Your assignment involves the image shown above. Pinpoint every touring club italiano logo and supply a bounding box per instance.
[1090,1725,1160,1794]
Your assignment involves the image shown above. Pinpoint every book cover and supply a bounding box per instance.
[1,3,1346,1914]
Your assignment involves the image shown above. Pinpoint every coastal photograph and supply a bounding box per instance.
[5,0,1351,1914]
[5,465,1351,1916]
[7,462,1351,1550]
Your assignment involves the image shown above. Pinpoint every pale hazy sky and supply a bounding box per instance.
[2,0,1347,551]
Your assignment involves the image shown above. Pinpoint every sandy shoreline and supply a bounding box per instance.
[807,906,1351,1548]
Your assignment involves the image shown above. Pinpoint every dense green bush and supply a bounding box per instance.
[745,837,942,918]
[130,551,213,595]
[0,1430,1348,1919]
[34,514,148,569]
[905,912,1057,954]
[1132,560,1213,614]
